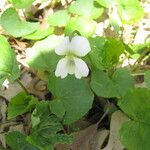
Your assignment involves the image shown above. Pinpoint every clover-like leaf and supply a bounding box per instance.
[90,68,134,98]
[48,75,94,124]
[1,8,39,37]
[8,92,38,119]
[0,35,19,87]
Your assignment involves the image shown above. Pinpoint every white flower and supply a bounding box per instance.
[55,36,91,79]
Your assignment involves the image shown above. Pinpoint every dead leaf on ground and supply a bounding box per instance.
[102,110,129,150]
[55,122,99,150]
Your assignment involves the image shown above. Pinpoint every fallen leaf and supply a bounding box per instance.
[55,123,98,150]
[102,110,129,150]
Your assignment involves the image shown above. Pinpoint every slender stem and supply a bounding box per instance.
[16,79,29,94]
[132,48,150,72]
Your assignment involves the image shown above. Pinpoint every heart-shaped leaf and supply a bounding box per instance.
[90,68,134,98]
[48,75,94,124]
[27,35,62,72]
[1,8,39,37]
[119,88,150,150]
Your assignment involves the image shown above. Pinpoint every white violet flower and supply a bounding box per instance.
[55,36,91,79]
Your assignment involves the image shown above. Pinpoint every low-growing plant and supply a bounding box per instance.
[0,0,150,150]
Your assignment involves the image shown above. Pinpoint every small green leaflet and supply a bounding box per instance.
[6,131,39,150]
[87,37,124,70]
[48,10,70,27]
[87,36,106,70]
[31,101,50,128]
[68,0,104,19]
[28,114,72,150]
[0,35,19,87]
[0,8,39,37]
[48,74,94,124]
[10,0,35,8]
[119,88,150,150]
[90,68,134,98]
[101,38,124,69]
[8,92,38,119]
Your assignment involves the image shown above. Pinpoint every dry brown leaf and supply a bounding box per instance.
[55,123,99,150]
[102,110,129,150]
[95,129,109,150]
[0,133,6,148]
[9,124,24,133]
[0,72,32,100]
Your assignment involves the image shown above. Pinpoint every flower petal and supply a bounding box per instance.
[55,37,70,55]
[67,57,75,75]
[55,58,68,78]
[70,36,91,57]
[74,58,89,79]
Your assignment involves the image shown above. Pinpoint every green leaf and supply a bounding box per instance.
[117,0,144,24]
[31,101,50,128]
[87,36,106,70]
[118,88,150,125]
[119,88,150,150]
[101,38,124,69]
[1,8,39,37]
[0,35,19,86]
[145,70,150,89]
[120,121,150,150]
[49,100,65,119]
[48,10,70,27]
[68,0,104,19]
[65,16,97,37]
[6,131,39,150]
[11,0,35,8]
[28,115,72,150]
[48,75,94,124]
[23,27,54,40]
[95,0,144,24]
[95,0,115,8]
[90,68,134,98]
[8,92,38,119]
[27,35,62,71]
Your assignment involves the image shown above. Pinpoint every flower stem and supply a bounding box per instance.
[16,79,29,94]
[132,48,150,72]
